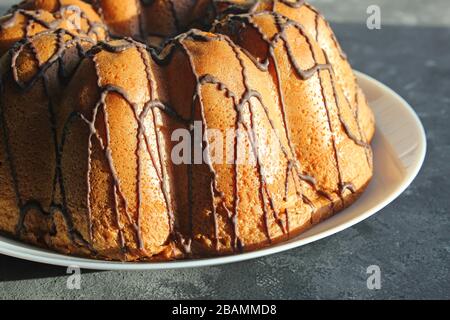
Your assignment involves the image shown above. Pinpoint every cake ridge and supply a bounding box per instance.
[0,0,106,54]
[0,29,98,253]
[214,11,372,171]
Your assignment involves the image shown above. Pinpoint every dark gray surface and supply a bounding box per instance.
[0,1,449,300]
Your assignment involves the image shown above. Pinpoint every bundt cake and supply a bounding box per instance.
[0,0,375,261]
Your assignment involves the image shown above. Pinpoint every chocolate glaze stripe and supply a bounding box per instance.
[33,54,90,246]
[199,73,297,233]
[216,12,358,209]
[178,43,221,251]
[3,29,95,249]
[10,29,94,219]
[57,0,109,38]
[137,49,167,208]
[154,31,245,252]
[210,41,271,243]
[243,13,316,229]
[276,12,347,198]
[301,2,347,61]
[270,0,348,60]
[315,65,346,199]
[136,44,179,250]
[40,56,62,216]
[177,38,223,252]
[138,40,192,253]
[134,112,145,252]
[175,32,256,250]
[181,30,325,240]
[290,17,354,199]
[59,111,102,247]
[10,29,96,91]
[94,82,145,252]
[309,12,371,168]
[71,85,137,252]
[326,55,372,169]
[82,108,94,244]
[88,46,138,251]
[232,108,243,250]
[40,30,93,245]
[1,9,52,30]
[141,102,177,235]
[1,5,107,43]
[194,81,223,250]
[186,54,274,252]
[216,13,366,147]
[214,14,335,205]
[312,30,371,170]
[61,39,193,254]
[198,74,243,251]
[223,13,371,166]
[320,16,348,61]
[214,18,316,205]
[202,74,292,234]
[308,10,370,167]
[306,1,370,155]
[57,112,98,250]
[222,35,285,243]
[15,200,93,250]
[227,13,319,210]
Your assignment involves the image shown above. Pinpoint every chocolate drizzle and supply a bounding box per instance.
[266,0,370,163]
[177,31,291,248]
[1,3,107,44]
[267,0,347,59]
[1,28,96,251]
[178,43,223,251]
[60,38,192,254]
[199,74,244,250]
[214,12,371,200]
[175,28,323,247]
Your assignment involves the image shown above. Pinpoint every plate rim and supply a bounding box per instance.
[0,71,427,271]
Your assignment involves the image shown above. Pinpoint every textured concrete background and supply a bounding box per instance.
[0,0,449,300]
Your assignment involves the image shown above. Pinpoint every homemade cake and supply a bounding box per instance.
[0,0,374,261]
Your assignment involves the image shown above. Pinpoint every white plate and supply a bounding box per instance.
[0,72,427,270]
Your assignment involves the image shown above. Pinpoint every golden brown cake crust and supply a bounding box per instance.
[251,0,375,141]
[0,0,374,261]
[0,0,107,56]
